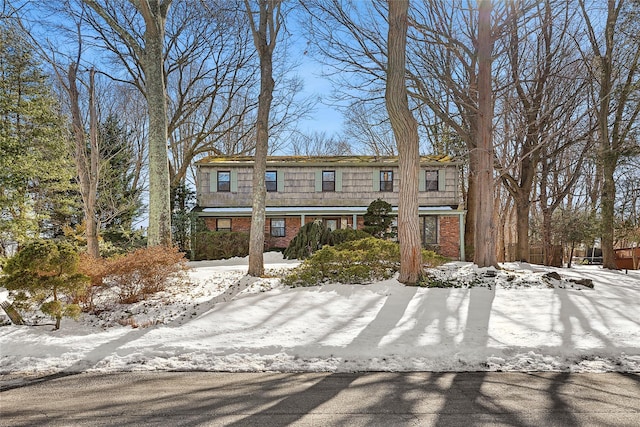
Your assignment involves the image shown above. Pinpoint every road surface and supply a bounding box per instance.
[1,371,639,426]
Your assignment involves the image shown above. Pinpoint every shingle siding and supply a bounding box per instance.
[197,164,460,208]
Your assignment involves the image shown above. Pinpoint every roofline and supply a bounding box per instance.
[195,155,462,167]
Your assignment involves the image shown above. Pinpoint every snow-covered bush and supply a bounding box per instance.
[0,240,89,329]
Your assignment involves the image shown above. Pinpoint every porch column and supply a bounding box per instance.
[352,214,358,230]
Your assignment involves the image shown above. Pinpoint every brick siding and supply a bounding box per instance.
[203,214,461,259]
[438,216,460,259]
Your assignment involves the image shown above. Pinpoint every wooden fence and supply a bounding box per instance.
[614,247,640,270]
[505,244,563,266]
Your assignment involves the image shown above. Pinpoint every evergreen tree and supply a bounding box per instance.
[98,114,143,232]
[363,198,394,239]
[0,24,79,255]
[284,220,333,260]
[0,240,89,330]
[170,183,196,254]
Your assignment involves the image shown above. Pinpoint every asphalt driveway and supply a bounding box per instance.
[1,371,639,426]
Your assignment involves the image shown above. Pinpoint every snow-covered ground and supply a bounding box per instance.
[1,252,639,377]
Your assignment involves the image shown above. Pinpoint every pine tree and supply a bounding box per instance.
[363,198,394,238]
[98,114,143,232]
[0,240,89,330]
[0,24,79,255]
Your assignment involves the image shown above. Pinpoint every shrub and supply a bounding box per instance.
[284,220,333,260]
[284,237,447,287]
[0,240,89,329]
[79,246,188,305]
[76,253,111,312]
[100,227,147,257]
[363,198,395,238]
[331,228,370,245]
[284,237,399,287]
[193,231,249,260]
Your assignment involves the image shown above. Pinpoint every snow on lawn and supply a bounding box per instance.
[1,252,639,378]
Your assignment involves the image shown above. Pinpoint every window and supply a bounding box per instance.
[217,171,231,192]
[380,171,393,192]
[425,170,439,192]
[322,171,335,192]
[265,171,277,192]
[216,218,231,232]
[270,218,285,237]
[422,216,437,245]
[324,218,339,231]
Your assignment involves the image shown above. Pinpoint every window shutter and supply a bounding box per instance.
[372,170,380,191]
[315,170,322,192]
[438,169,446,192]
[210,171,217,193]
[277,171,284,192]
[419,170,426,192]
[336,170,343,192]
[230,170,238,192]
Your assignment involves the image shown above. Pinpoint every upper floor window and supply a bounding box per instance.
[322,171,335,192]
[380,171,393,192]
[216,218,231,232]
[270,218,286,237]
[266,171,277,192]
[425,170,439,192]
[217,171,231,192]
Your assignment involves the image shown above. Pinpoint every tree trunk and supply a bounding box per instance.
[386,0,421,284]
[601,152,619,269]
[515,196,530,262]
[143,22,172,248]
[82,0,173,247]
[68,64,100,258]
[465,171,477,261]
[541,207,554,266]
[473,0,498,268]
[248,52,274,277]
[246,0,281,277]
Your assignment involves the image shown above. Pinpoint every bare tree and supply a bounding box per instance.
[244,0,283,277]
[385,0,422,283]
[472,0,498,267]
[343,102,396,156]
[67,65,100,257]
[496,0,591,262]
[578,0,640,269]
[82,0,172,247]
[288,131,352,156]
[165,2,258,187]
[407,0,509,262]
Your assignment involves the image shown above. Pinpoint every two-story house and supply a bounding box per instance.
[194,155,466,260]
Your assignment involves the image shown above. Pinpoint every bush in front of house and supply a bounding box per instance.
[331,228,371,245]
[284,237,399,286]
[283,220,334,260]
[78,246,188,307]
[0,239,89,329]
[363,198,395,238]
[284,237,447,287]
[192,230,250,260]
